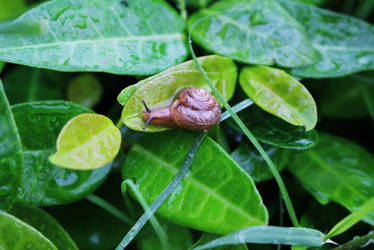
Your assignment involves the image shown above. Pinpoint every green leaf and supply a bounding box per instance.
[10,203,78,250]
[0,210,57,250]
[188,0,316,68]
[49,113,121,170]
[191,232,248,250]
[137,219,193,250]
[288,133,374,225]
[12,101,111,206]
[231,141,289,182]
[319,74,369,119]
[0,0,188,75]
[122,129,268,234]
[279,0,374,78]
[119,55,237,132]
[0,62,4,73]
[192,226,324,250]
[239,66,317,131]
[325,196,374,240]
[288,0,326,5]
[3,66,65,105]
[226,106,319,150]
[67,73,102,108]
[0,0,26,20]
[0,79,23,210]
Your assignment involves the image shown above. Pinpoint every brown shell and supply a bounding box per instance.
[170,88,221,130]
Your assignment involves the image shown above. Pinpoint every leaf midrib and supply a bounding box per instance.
[133,144,265,225]
[0,33,185,52]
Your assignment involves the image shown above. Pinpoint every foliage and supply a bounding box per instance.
[1,0,374,249]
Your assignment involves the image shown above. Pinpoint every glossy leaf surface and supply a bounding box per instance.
[10,204,78,250]
[12,101,111,205]
[123,130,268,234]
[191,232,248,250]
[0,0,188,75]
[240,66,317,131]
[226,105,319,150]
[192,226,323,250]
[231,141,289,182]
[50,113,121,170]
[188,0,316,68]
[0,210,57,250]
[67,73,102,108]
[280,0,374,77]
[288,133,374,225]
[0,79,23,210]
[119,55,237,132]
[3,66,65,105]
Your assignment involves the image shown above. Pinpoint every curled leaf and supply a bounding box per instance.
[49,113,121,170]
[239,66,317,131]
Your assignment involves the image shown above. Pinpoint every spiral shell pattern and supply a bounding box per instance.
[171,88,221,130]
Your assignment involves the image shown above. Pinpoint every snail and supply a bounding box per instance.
[141,88,221,131]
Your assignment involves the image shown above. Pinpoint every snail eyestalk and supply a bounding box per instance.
[141,100,153,130]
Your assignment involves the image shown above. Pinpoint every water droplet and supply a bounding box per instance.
[74,21,87,29]
[250,12,267,26]
[51,6,70,21]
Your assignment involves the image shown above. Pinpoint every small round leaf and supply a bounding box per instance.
[49,114,121,170]
[239,66,317,131]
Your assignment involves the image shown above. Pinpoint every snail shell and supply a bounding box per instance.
[142,88,221,131]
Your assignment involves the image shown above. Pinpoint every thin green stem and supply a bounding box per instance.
[188,33,299,227]
[86,194,133,226]
[220,98,253,122]
[125,180,168,249]
[115,132,206,250]
[178,0,187,20]
[332,231,374,250]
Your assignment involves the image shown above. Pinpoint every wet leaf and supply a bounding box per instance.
[50,113,121,170]
[119,55,237,132]
[12,101,111,206]
[288,133,374,225]
[188,0,316,68]
[0,210,57,250]
[231,141,289,182]
[10,204,78,250]
[239,66,317,131]
[191,232,248,250]
[67,73,102,108]
[0,79,23,210]
[280,0,374,78]
[123,129,268,234]
[192,226,324,250]
[226,106,319,150]
[3,66,65,105]
[0,0,26,20]
[0,0,188,75]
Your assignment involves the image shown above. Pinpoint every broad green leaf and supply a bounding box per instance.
[231,141,289,182]
[137,219,193,250]
[279,0,374,78]
[49,113,121,170]
[67,73,102,108]
[12,101,111,206]
[0,0,26,20]
[119,55,237,132]
[240,66,317,131]
[188,0,316,68]
[0,79,23,210]
[50,199,130,250]
[191,232,248,250]
[0,210,57,250]
[10,204,78,250]
[319,75,369,119]
[192,226,324,250]
[226,106,319,149]
[3,66,65,104]
[0,0,188,75]
[288,133,374,225]
[122,129,268,234]
[325,196,374,239]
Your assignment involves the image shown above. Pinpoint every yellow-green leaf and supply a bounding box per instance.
[239,66,317,131]
[49,113,121,170]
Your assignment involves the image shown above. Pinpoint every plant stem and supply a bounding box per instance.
[114,132,206,250]
[188,33,299,227]
[220,98,253,122]
[178,0,187,20]
[86,194,133,226]
[332,231,374,250]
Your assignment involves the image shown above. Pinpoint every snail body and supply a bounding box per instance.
[142,88,221,131]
